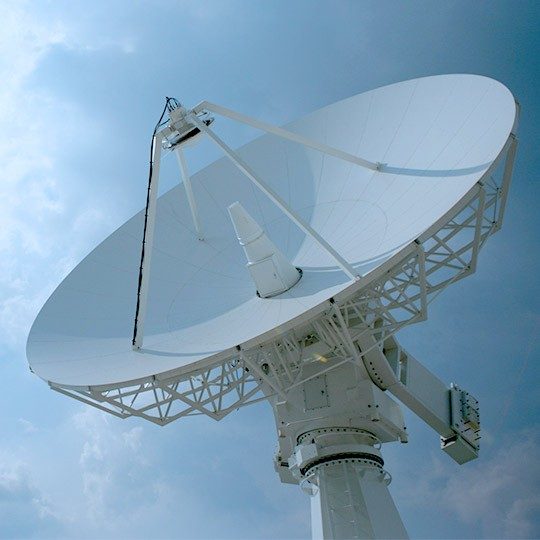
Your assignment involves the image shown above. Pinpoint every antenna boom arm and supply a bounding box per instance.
[358,334,480,464]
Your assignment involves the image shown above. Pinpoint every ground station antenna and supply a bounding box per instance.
[27,75,518,539]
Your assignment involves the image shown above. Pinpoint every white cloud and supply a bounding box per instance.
[0,405,164,538]
[0,2,123,349]
[0,2,65,91]
[0,451,62,537]
[442,431,540,538]
[397,428,540,539]
[72,408,150,522]
[0,6,69,347]
[17,418,37,434]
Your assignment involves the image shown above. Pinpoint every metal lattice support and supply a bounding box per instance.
[51,136,516,424]
[52,357,266,424]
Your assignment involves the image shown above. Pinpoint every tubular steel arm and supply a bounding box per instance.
[192,100,381,171]
[189,112,359,280]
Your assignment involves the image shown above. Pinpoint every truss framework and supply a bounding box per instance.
[50,135,517,425]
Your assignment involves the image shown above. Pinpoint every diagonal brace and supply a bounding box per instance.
[189,112,358,280]
[193,100,380,171]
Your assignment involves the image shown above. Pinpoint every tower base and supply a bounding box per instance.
[309,457,407,540]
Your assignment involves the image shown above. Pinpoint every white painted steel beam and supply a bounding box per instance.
[193,100,380,171]
[174,147,204,240]
[189,113,358,280]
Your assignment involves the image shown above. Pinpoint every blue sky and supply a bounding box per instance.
[0,0,539,538]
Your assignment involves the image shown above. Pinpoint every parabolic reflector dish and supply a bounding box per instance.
[27,74,517,389]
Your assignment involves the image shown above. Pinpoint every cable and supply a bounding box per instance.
[132,97,173,347]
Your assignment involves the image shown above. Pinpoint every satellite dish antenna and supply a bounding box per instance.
[27,74,518,539]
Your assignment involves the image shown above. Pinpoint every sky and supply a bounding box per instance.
[0,0,539,538]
